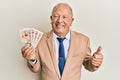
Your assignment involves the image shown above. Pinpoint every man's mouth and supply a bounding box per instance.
[56,24,64,28]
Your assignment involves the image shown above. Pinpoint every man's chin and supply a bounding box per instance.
[54,30,64,34]
[57,30,64,33]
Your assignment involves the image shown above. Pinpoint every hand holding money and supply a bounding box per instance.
[19,28,43,47]
[19,28,43,60]
[21,46,37,60]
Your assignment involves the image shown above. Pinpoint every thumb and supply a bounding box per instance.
[95,46,102,54]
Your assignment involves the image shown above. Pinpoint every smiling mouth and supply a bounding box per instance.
[56,23,64,28]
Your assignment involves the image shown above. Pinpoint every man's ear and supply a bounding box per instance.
[72,18,74,22]
[50,16,53,24]
[70,18,74,26]
[50,16,52,20]
[71,18,74,24]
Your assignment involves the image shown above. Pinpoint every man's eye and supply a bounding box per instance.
[53,15,58,17]
[63,16,68,19]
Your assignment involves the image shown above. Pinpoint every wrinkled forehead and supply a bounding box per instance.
[52,4,73,17]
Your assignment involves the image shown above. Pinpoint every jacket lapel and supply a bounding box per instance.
[62,31,76,77]
[46,31,61,78]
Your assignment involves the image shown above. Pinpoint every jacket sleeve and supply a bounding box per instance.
[27,44,41,73]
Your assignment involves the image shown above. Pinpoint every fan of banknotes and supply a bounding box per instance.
[19,28,43,47]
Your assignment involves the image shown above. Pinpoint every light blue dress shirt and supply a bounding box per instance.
[53,31,70,63]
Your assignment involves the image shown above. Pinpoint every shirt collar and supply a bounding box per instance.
[53,31,70,40]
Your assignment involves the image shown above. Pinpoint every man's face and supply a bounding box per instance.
[50,5,74,37]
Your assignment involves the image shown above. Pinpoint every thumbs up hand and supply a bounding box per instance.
[91,46,103,67]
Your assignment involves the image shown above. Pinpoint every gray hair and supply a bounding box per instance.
[51,3,73,17]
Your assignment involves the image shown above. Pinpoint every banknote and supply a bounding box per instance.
[19,28,43,47]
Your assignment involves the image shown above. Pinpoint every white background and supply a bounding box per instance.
[0,0,120,80]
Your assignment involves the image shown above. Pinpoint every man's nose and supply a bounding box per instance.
[57,16,63,22]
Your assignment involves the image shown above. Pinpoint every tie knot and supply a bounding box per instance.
[57,37,65,43]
